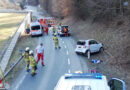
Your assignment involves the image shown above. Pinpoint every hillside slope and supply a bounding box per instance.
[56,15,130,89]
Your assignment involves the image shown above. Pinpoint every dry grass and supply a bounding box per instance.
[0,13,26,52]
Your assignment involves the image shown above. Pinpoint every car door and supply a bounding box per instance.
[89,40,98,53]
[108,78,125,90]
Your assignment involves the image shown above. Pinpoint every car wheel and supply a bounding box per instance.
[100,47,104,52]
[68,33,71,36]
[76,52,79,55]
[85,50,90,57]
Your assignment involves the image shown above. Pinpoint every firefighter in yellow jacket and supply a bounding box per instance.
[29,50,37,76]
[52,26,56,35]
[22,47,30,72]
[53,34,61,49]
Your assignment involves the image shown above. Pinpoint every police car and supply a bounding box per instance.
[54,73,125,90]
[75,39,103,56]
[30,22,43,36]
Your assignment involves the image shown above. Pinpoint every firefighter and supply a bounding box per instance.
[52,26,56,35]
[43,26,48,35]
[29,50,37,76]
[63,27,68,36]
[22,47,30,72]
[53,34,61,49]
[59,22,62,27]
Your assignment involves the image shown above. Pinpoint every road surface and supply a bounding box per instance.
[9,6,88,90]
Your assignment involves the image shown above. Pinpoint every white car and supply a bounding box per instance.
[75,39,103,56]
[54,73,125,90]
[30,22,43,36]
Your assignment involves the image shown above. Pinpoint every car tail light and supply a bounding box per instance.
[84,46,87,48]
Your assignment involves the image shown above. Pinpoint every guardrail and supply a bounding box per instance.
[0,12,31,73]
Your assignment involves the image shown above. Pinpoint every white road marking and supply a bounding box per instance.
[14,74,26,90]
[68,70,71,73]
[64,45,67,49]
[66,50,69,55]
[61,39,62,41]
[63,41,64,44]
[68,58,70,65]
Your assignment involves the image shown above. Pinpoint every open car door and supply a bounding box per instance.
[108,78,125,90]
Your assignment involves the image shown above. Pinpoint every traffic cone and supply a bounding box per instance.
[0,78,4,88]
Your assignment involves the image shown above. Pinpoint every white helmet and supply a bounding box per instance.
[25,47,30,51]
[29,50,33,55]
[54,33,57,36]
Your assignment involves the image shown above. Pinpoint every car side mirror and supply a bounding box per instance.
[108,78,125,90]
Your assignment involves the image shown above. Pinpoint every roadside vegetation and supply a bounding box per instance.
[0,0,20,9]
[0,13,26,52]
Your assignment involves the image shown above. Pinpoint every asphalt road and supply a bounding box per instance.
[9,5,88,90]
[9,31,88,90]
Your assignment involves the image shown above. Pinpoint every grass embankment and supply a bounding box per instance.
[0,13,26,52]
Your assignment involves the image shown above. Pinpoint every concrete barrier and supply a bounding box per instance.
[0,12,31,73]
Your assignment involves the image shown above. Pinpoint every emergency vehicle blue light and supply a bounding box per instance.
[65,73,102,79]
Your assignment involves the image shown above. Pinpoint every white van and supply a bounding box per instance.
[30,22,43,36]
[54,73,125,90]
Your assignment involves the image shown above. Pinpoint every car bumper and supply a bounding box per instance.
[31,32,43,36]
[75,49,86,54]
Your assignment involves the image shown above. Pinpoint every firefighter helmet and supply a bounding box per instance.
[25,47,30,51]
[29,50,33,55]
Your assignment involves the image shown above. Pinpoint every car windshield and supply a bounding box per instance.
[77,41,86,45]
[31,25,40,30]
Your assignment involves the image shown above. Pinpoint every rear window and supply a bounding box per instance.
[77,41,86,45]
[72,85,91,90]
[31,25,40,30]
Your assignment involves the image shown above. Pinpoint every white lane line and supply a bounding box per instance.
[68,58,70,65]
[60,38,63,41]
[63,41,64,44]
[66,50,69,55]
[68,69,71,73]
[64,45,67,49]
[14,74,26,90]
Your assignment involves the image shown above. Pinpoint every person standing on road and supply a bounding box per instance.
[63,27,68,36]
[44,26,49,35]
[29,50,37,76]
[52,26,56,35]
[53,34,61,49]
[36,43,45,66]
[23,47,30,72]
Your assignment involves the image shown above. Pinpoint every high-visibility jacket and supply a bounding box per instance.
[53,27,56,32]
[23,52,29,62]
[29,56,36,67]
[53,36,58,43]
